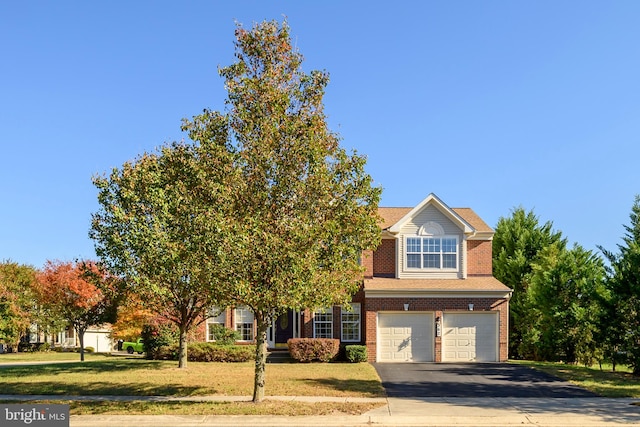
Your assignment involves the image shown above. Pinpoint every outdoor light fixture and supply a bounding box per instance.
[468,304,474,311]
[403,303,409,311]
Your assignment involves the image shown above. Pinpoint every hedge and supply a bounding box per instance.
[288,338,340,362]
[149,342,255,362]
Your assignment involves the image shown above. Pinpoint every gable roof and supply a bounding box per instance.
[387,193,474,234]
[378,207,412,229]
[378,194,494,236]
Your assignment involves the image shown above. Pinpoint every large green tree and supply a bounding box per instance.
[493,207,564,358]
[599,195,640,374]
[91,20,380,399]
[528,243,607,364]
[0,261,38,350]
[183,20,381,402]
[91,141,232,368]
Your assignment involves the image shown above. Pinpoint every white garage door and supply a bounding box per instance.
[442,312,498,362]
[378,313,434,362]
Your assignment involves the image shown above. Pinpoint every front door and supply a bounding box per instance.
[267,310,300,348]
[275,311,294,348]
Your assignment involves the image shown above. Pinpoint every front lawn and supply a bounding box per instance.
[514,360,640,398]
[0,355,386,415]
[0,357,384,397]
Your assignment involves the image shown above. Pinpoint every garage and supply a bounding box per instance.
[442,312,498,362]
[378,312,434,362]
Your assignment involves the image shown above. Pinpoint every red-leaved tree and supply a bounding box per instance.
[35,260,119,361]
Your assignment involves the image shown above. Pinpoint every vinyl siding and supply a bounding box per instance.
[397,205,464,279]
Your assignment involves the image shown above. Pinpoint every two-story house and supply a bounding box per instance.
[204,194,512,363]
[357,193,512,362]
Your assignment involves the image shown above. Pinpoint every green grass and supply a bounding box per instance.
[0,357,384,397]
[513,360,640,398]
[0,354,386,415]
[0,400,384,416]
[0,351,113,363]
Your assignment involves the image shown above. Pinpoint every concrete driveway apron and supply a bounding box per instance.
[373,363,599,398]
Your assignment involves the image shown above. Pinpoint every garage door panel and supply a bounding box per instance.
[378,313,434,363]
[443,313,498,362]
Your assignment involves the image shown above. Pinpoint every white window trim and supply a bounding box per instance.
[341,303,361,342]
[234,306,254,342]
[206,307,226,342]
[405,235,459,271]
[313,307,333,339]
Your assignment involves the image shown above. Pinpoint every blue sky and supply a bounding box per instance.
[2,1,639,268]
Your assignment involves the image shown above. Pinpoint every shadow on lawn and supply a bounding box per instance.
[304,377,386,397]
[0,360,215,397]
[0,381,210,397]
[0,359,166,377]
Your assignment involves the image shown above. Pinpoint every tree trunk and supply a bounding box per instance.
[178,326,188,368]
[78,328,85,362]
[252,312,269,403]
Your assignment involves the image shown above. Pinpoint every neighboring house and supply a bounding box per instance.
[205,193,512,363]
[25,324,115,353]
[56,325,114,353]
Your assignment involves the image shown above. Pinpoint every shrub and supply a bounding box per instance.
[188,342,254,362]
[152,344,179,361]
[84,346,95,353]
[18,342,51,353]
[208,324,241,345]
[345,345,368,363]
[141,322,179,360]
[288,338,340,362]
[146,342,255,362]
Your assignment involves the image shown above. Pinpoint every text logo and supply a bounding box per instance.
[1,404,69,426]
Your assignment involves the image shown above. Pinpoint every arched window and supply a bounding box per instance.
[406,222,458,270]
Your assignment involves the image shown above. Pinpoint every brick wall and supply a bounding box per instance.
[466,240,493,275]
[362,250,374,278]
[298,289,368,345]
[365,296,509,362]
[373,239,396,277]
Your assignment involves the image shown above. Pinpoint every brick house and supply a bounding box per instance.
[204,193,512,363]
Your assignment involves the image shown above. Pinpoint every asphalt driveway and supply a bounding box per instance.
[373,363,599,398]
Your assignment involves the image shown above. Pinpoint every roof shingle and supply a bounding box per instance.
[364,276,511,292]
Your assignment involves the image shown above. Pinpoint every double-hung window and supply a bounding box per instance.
[406,236,458,270]
[235,306,254,341]
[313,307,333,338]
[341,303,361,342]
[206,307,226,342]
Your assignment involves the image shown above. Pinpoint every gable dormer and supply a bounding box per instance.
[386,194,478,279]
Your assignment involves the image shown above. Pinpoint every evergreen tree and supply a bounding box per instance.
[599,195,640,374]
[493,207,564,358]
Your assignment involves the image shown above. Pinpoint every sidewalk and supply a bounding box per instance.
[2,394,639,426]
